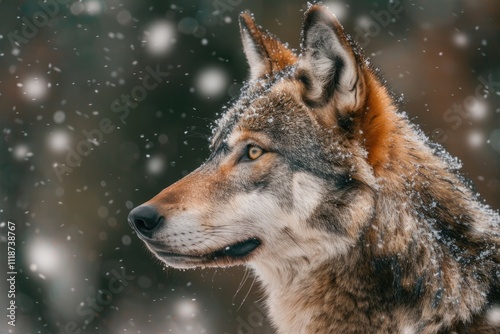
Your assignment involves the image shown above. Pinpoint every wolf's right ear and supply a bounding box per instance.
[297,5,365,112]
[239,12,297,82]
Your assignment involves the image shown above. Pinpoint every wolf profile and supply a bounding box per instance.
[129,4,500,333]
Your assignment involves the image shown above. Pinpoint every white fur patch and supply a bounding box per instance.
[226,129,242,148]
[241,29,266,82]
[291,172,324,220]
[400,325,417,334]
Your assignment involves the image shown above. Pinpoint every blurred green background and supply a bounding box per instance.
[0,0,499,333]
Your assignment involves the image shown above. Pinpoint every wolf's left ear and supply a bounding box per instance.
[239,12,297,82]
[297,5,365,111]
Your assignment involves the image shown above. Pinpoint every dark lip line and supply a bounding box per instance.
[155,237,262,260]
[156,251,204,259]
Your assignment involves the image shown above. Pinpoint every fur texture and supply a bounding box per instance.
[129,5,500,333]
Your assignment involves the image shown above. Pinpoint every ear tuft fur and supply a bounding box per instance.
[298,5,365,111]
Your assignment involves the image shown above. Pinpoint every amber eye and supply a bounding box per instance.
[247,145,264,160]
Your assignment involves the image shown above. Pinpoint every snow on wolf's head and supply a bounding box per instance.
[128,5,403,270]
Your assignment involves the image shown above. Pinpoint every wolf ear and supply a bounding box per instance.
[239,12,297,82]
[297,5,365,111]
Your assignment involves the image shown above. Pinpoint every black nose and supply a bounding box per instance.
[128,205,163,238]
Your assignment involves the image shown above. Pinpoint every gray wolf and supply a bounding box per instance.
[129,4,500,333]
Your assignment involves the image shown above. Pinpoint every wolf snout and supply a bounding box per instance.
[128,205,164,238]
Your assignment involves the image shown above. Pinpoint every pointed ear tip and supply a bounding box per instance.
[305,4,339,23]
[239,11,250,20]
[303,4,343,34]
[239,11,254,29]
[305,4,327,15]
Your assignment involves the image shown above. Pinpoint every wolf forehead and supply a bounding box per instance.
[209,73,311,149]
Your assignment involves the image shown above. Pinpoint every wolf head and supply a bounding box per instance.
[128,5,427,271]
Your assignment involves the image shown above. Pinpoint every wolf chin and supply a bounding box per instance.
[129,5,500,333]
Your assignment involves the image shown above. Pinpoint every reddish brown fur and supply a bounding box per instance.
[240,12,297,77]
[360,72,400,172]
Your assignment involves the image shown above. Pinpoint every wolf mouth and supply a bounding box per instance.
[156,238,262,265]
